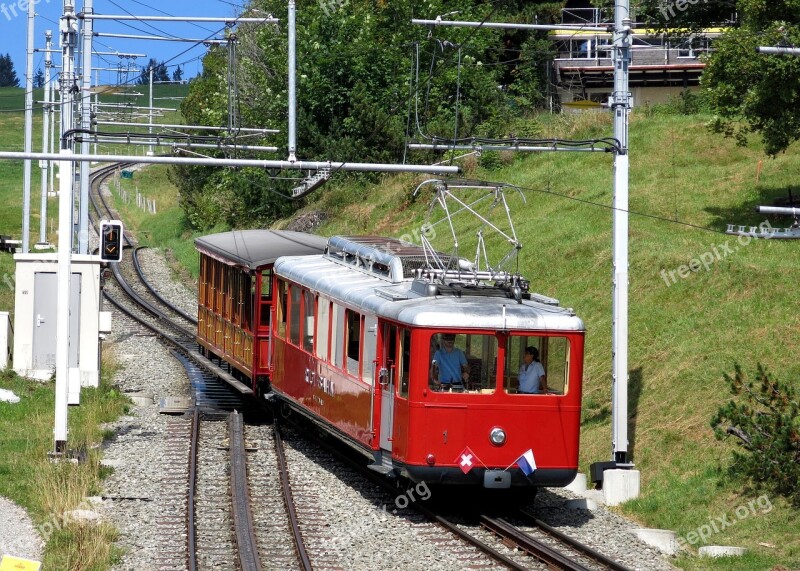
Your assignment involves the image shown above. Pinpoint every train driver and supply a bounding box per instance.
[519,346,547,394]
[430,333,470,390]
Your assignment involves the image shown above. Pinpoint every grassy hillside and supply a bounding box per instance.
[1,88,798,569]
[105,110,799,569]
[279,111,800,570]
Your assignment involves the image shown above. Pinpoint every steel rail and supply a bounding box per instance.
[521,510,635,571]
[272,424,313,571]
[229,412,263,571]
[187,408,200,571]
[481,516,595,571]
[279,414,527,570]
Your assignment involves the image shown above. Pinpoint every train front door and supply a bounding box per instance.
[379,323,398,452]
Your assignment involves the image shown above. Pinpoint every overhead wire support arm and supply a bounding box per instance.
[0,151,459,175]
[757,46,800,55]
[93,32,228,44]
[411,18,609,33]
[80,14,279,24]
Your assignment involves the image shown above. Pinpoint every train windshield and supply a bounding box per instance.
[505,335,570,395]
[428,333,497,394]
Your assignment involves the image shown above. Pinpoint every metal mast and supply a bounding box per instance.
[22,0,35,253]
[288,0,297,161]
[78,0,93,254]
[611,0,632,465]
[54,0,78,455]
[39,30,53,246]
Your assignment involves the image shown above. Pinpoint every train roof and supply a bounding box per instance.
[195,230,328,270]
[275,237,584,332]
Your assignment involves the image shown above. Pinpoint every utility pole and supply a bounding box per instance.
[588,0,641,505]
[22,0,35,253]
[39,30,53,246]
[288,0,297,162]
[54,0,78,456]
[78,0,93,254]
[148,64,154,155]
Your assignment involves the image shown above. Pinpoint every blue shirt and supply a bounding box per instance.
[433,347,468,383]
[519,361,545,393]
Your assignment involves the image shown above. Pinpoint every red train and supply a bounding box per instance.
[196,231,585,489]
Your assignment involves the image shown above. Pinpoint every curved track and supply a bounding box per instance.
[88,163,311,571]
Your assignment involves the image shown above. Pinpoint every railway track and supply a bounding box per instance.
[89,163,315,571]
[89,162,648,571]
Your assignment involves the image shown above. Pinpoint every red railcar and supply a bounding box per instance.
[195,230,328,392]
[197,232,585,489]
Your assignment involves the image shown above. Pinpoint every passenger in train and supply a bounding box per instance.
[518,346,547,394]
[430,334,470,390]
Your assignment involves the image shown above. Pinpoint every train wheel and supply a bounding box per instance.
[279,401,292,420]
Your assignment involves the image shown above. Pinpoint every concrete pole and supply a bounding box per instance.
[78,0,93,254]
[611,0,632,465]
[39,31,53,246]
[288,0,297,161]
[54,0,78,455]
[148,65,154,155]
[22,0,36,253]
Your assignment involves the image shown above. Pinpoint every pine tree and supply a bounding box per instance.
[172,65,183,83]
[0,54,20,88]
[33,68,45,88]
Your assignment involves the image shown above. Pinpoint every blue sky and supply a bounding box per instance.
[1,0,250,85]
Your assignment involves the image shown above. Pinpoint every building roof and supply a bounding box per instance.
[195,230,328,270]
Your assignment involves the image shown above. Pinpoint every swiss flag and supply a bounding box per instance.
[455,446,480,474]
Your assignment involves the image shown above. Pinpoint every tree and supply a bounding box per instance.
[172,65,183,83]
[0,54,20,87]
[711,364,800,507]
[33,68,45,88]
[176,0,564,229]
[138,59,170,84]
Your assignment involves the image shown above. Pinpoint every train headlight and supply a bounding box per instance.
[489,427,506,446]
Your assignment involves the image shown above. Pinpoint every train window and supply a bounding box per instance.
[289,286,302,346]
[362,316,377,386]
[261,269,272,298]
[428,333,497,394]
[276,280,288,338]
[400,328,411,397]
[303,291,315,353]
[316,300,330,360]
[244,274,253,331]
[345,310,361,377]
[505,335,570,395]
[331,304,345,368]
[199,256,208,308]
[259,270,272,327]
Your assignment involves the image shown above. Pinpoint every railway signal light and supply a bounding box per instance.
[100,220,123,262]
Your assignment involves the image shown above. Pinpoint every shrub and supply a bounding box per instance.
[711,364,800,507]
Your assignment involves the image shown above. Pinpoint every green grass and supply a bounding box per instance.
[2,86,799,568]
[280,110,800,570]
[0,365,129,569]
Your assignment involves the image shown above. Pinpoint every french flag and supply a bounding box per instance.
[516,449,537,476]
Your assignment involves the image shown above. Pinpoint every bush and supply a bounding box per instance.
[711,364,800,507]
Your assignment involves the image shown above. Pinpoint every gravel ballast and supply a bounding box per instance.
[90,247,679,570]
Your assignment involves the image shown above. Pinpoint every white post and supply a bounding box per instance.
[39,31,53,245]
[287,0,297,161]
[78,0,93,254]
[54,1,78,455]
[22,0,36,253]
[148,65,154,155]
